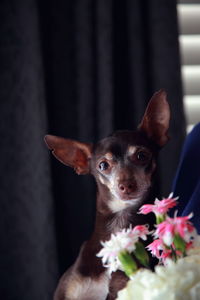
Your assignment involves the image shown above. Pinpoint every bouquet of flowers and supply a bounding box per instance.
[97,194,200,300]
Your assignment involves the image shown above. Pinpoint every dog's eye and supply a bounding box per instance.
[136,151,150,163]
[99,161,110,171]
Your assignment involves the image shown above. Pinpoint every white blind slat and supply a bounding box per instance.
[178,5,200,35]
[182,66,200,95]
[179,35,200,65]
[184,95,200,124]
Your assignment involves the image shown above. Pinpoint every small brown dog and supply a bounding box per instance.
[44,89,170,300]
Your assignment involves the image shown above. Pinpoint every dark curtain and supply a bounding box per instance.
[0,1,185,299]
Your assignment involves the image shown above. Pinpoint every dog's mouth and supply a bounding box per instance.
[120,189,148,200]
[112,190,148,203]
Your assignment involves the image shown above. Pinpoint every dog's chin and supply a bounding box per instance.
[117,190,150,206]
[107,190,147,214]
[122,198,142,204]
[120,198,144,209]
[108,195,143,214]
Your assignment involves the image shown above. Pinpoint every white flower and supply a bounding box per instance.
[97,227,140,275]
[188,233,200,249]
[186,245,200,265]
[117,253,200,300]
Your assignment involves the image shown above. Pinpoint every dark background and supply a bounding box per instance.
[0,1,186,299]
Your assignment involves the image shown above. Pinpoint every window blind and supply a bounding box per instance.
[177,1,200,132]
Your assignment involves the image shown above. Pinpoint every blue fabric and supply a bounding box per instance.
[171,123,200,232]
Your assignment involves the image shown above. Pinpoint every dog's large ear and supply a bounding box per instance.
[138,89,170,147]
[44,135,93,175]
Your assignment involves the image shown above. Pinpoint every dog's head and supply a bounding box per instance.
[45,90,170,213]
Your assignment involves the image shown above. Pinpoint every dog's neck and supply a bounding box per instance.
[91,185,153,241]
[78,188,153,278]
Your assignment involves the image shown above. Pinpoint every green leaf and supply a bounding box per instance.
[133,242,149,267]
[156,214,166,224]
[173,234,186,253]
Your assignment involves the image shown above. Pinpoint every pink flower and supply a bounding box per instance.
[160,248,183,264]
[132,225,151,241]
[154,213,195,246]
[138,204,155,215]
[160,248,172,261]
[146,239,164,258]
[173,215,195,242]
[154,221,175,245]
[138,193,178,216]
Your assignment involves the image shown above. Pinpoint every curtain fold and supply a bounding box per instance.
[0,1,58,299]
[0,0,185,299]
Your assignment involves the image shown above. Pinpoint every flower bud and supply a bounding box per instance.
[118,251,138,277]
[134,242,149,267]
[173,234,186,254]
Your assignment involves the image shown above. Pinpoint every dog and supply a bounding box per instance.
[44,89,170,300]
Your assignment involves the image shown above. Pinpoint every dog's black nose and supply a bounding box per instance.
[118,181,135,195]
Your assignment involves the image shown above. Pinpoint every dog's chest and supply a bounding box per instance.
[64,271,109,300]
[107,210,132,234]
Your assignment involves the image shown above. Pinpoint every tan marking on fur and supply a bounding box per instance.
[98,174,108,186]
[98,174,114,191]
[128,146,137,156]
[104,152,113,160]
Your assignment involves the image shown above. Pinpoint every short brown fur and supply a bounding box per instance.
[44,89,170,300]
